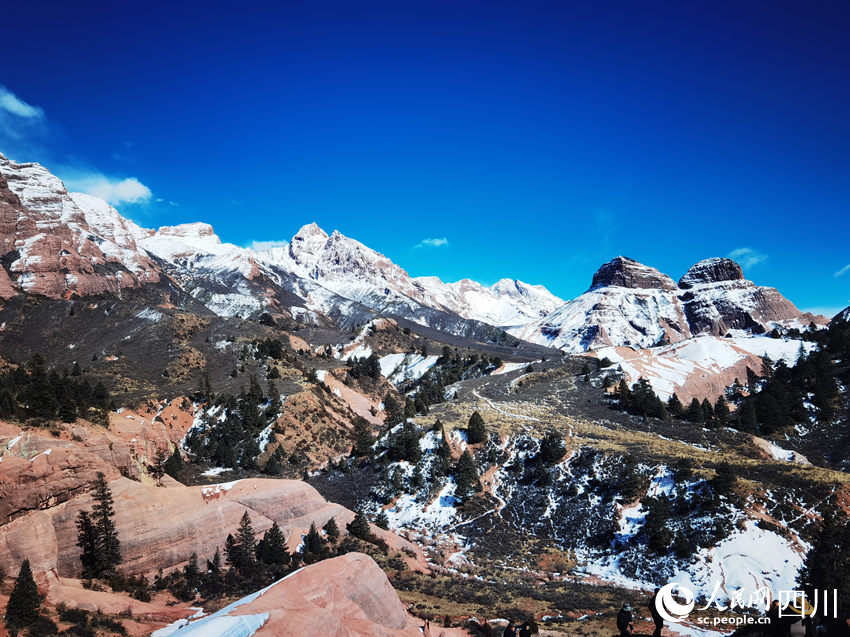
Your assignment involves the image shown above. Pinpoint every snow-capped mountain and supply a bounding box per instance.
[255,222,563,326]
[0,153,561,335]
[511,256,826,352]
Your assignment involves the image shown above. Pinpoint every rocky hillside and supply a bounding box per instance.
[511,256,825,352]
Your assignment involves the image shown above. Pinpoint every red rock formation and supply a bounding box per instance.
[0,154,161,301]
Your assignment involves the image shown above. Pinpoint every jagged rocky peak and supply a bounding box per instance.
[589,256,677,291]
[289,221,330,260]
[679,257,744,288]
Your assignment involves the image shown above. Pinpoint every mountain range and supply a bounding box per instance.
[0,152,830,356]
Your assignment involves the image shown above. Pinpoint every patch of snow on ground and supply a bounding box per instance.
[136,308,163,322]
[671,520,807,606]
[493,361,533,375]
[766,443,794,462]
[378,353,439,384]
[201,467,230,477]
[387,482,458,531]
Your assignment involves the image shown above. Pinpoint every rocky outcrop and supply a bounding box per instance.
[590,256,678,291]
[0,403,195,523]
[0,476,425,581]
[513,256,826,352]
[0,154,162,300]
[678,257,744,288]
[153,553,466,637]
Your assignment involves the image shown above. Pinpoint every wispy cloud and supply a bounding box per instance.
[727,247,768,269]
[64,172,152,206]
[248,240,288,252]
[413,237,449,249]
[834,264,850,278]
[0,86,48,156]
[0,85,157,211]
[0,87,43,120]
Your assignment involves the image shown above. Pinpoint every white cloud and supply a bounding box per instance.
[414,237,449,249]
[0,86,43,120]
[247,240,288,252]
[65,173,152,206]
[833,264,850,278]
[727,247,768,269]
[0,86,48,156]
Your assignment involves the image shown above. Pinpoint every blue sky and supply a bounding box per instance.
[1,1,848,315]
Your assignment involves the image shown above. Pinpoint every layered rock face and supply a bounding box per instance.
[513,256,824,352]
[679,258,823,336]
[0,154,161,300]
[0,475,424,581]
[174,553,435,637]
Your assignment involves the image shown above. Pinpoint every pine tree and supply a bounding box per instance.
[466,411,486,445]
[231,511,258,573]
[323,517,340,542]
[738,400,757,432]
[454,450,481,501]
[256,522,289,565]
[76,510,98,578]
[163,448,184,479]
[714,396,730,424]
[347,510,372,541]
[149,447,167,485]
[686,398,704,424]
[266,381,282,416]
[91,472,121,576]
[644,496,674,554]
[302,522,327,564]
[183,552,200,589]
[352,417,374,457]
[383,393,404,427]
[797,504,850,619]
[374,511,389,530]
[667,393,684,418]
[4,559,39,631]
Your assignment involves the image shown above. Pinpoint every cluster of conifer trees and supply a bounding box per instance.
[0,354,111,425]
[183,374,281,470]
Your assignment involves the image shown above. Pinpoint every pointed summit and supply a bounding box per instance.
[289,222,330,262]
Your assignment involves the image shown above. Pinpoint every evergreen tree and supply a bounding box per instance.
[738,400,757,432]
[374,510,389,530]
[4,559,39,631]
[163,447,184,479]
[352,417,374,457]
[76,510,98,578]
[383,393,404,428]
[714,396,730,424]
[686,398,704,424]
[644,496,674,554]
[710,463,737,498]
[466,411,486,445]
[323,517,340,542]
[263,448,284,475]
[454,450,481,501]
[667,393,684,418]
[701,398,714,425]
[266,381,282,416]
[617,379,631,399]
[538,432,566,465]
[302,522,327,564]
[91,472,121,575]
[256,522,290,565]
[183,552,201,589]
[233,511,258,573]
[347,510,372,541]
[797,504,850,621]
[149,447,167,485]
